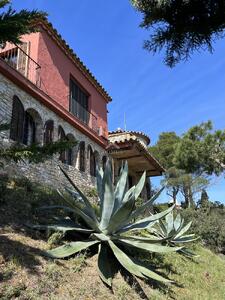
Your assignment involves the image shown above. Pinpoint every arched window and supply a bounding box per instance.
[23,111,36,145]
[58,126,66,163]
[10,96,25,142]
[44,120,54,144]
[89,146,96,177]
[79,141,85,172]
[102,156,107,171]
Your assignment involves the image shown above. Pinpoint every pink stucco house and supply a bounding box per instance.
[0,18,163,196]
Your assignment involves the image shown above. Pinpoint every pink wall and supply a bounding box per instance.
[36,28,108,138]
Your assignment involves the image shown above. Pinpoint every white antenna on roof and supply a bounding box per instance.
[124,112,127,132]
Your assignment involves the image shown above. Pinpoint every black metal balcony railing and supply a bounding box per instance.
[70,98,98,133]
[0,44,41,87]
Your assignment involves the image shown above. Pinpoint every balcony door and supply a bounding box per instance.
[70,79,89,124]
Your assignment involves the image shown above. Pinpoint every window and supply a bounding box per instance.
[79,142,85,172]
[70,79,89,124]
[10,96,24,143]
[89,146,96,177]
[44,120,54,144]
[58,126,66,163]
[23,111,36,145]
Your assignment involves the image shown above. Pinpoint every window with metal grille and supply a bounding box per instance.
[70,79,89,124]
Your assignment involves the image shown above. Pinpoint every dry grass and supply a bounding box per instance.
[1,176,225,299]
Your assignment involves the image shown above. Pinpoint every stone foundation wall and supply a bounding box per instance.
[0,73,108,192]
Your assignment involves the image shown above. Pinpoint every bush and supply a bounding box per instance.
[181,206,225,254]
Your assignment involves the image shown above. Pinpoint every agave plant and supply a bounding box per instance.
[148,211,198,257]
[32,161,182,286]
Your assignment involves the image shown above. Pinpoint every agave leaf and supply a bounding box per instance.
[114,161,128,211]
[28,221,94,233]
[165,212,174,235]
[106,188,136,234]
[47,240,99,258]
[129,187,164,220]
[179,248,199,258]
[59,165,98,223]
[131,257,172,283]
[174,221,192,239]
[99,161,115,231]
[96,165,104,213]
[118,239,182,253]
[119,205,175,233]
[98,244,117,287]
[108,240,144,278]
[122,186,136,204]
[65,187,83,202]
[117,235,167,243]
[134,171,146,200]
[174,213,181,231]
[173,235,199,243]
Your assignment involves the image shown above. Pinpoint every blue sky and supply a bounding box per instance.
[11,0,225,203]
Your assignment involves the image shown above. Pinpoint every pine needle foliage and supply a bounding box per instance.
[131,0,225,67]
[0,0,47,46]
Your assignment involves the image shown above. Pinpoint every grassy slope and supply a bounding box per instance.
[0,177,225,300]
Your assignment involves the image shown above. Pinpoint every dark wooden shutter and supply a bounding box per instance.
[90,147,96,177]
[58,126,66,163]
[23,111,35,145]
[17,42,30,77]
[79,142,85,172]
[10,96,25,142]
[44,120,54,144]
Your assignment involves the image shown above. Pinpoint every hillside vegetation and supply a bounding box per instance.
[0,176,225,300]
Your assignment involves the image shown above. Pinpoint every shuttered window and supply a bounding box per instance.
[10,96,25,143]
[23,111,36,145]
[79,142,85,172]
[58,126,67,163]
[89,147,96,177]
[44,120,54,144]
[70,79,89,124]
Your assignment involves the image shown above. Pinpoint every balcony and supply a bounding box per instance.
[70,98,99,134]
[0,43,41,87]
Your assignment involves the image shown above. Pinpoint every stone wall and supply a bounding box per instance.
[0,73,108,192]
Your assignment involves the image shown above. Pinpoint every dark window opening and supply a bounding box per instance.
[70,79,89,124]
[79,142,85,172]
[58,126,67,164]
[89,147,96,177]
[44,120,54,144]
[23,111,36,146]
[10,96,24,143]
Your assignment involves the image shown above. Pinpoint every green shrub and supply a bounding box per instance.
[182,206,225,253]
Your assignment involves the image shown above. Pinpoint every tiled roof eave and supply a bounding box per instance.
[34,19,112,103]
[108,139,165,173]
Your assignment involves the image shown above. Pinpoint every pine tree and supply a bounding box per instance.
[131,0,225,67]
[0,0,47,46]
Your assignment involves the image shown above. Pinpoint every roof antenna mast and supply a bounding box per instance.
[124,112,127,132]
